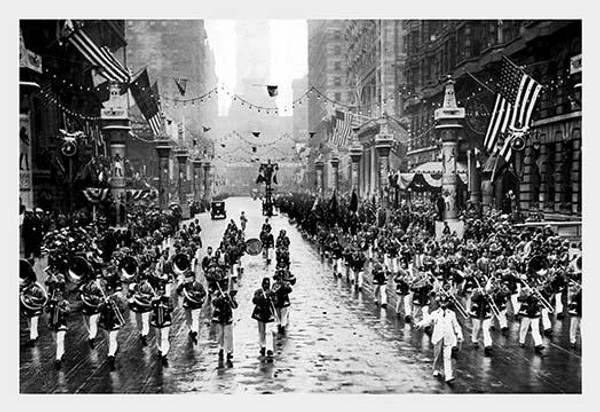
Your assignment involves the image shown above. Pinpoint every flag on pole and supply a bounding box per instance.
[252,131,260,137]
[130,69,164,136]
[308,131,316,138]
[62,20,130,83]
[483,56,542,159]
[350,190,359,213]
[332,110,353,146]
[267,85,279,97]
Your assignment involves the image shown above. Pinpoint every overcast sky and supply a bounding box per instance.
[205,20,308,116]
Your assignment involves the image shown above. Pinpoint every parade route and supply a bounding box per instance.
[20,197,581,394]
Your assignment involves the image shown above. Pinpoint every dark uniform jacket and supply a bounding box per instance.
[177,279,206,310]
[212,292,238,324]
[251,288,275,323]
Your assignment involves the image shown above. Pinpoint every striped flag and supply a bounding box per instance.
[63,20,130,83]
[83,187,110,203]
[130,69,164,136]
[483,56,542,160]
[332,110,353,146]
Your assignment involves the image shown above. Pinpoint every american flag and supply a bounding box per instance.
[332,110,354,146]
[484,56,542,162]
[129,69,164,136]
[62,20,130,84]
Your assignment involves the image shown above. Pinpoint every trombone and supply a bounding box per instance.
[520,278,555,314]
[438,287,469,319]
[473,276,503,319]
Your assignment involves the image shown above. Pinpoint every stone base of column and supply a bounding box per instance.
[435,219,464,240]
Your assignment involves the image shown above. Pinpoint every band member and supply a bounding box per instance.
[20,263,47,346]
[78,270,103,348]
[260,226,274,265]
[149,268,173,365]
[202,246,214,274]
[127,267,154,346]
[330,236,344,278]
[416,296,463,384]
[45,268,70,369]
[98,265,125,370]
[272,270,293,334]
[211,280,238,366]
[275,229,290,250]
[240,211,248,232]
[348,249,365,291]
[490,276,511,333]
[568,282,582,349]
[410,270,434,323]
[469,284,493,355]
[517,281,545,353]
[538,278,555,338]
[251,277,276,361]
[502,264,522,318]
[176,268,206,345]
[393,261,412,321]
[372,259,388,308]
[261,217,272,234]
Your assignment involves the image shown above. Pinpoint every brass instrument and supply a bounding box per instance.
[527,255,549,276]
[96,279,126,327]
[438,287,469,319]
[20,281,49,313]
[521,277,555,314]
[473,276,502,319]
[173,253,191,276]
[67,256,92,284]
[119,255,138,281]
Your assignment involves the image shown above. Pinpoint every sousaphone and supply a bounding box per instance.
[67,256,92,284]
[19,259,48,314]
[119,255,139,281]
[245,238,263,256]
[527,255,549,276]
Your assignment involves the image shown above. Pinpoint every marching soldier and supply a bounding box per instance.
[45,268,70,369]
[260,226,275,265]
[211,279,238,367]
[350,249,366,292]
[176,268,207,345]
[240,211,248,232]
[568,282,582,349]
[393,261,412,321]
[251,277,276,361]
[416,295,464,384]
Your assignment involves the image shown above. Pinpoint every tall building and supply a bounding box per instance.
[292,76,308,141]
[403,20,581,219]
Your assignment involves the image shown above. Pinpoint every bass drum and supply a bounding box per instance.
[245,238,263,256]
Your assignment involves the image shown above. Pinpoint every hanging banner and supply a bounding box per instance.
[19,114,33,209]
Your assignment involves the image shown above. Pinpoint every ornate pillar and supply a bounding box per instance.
[155,144,171,209]
[538,143,549,210]
[315,157,325,195]
[375,124,393,209]
[571,130,582,214]
[434,79,465,221]
[175,150,189,219]
[192,159,203,202]
[101,82,131,225]
[202,162,212,201]
[349,140,363,195]
[329,153,340,193]
[553,140,564,213]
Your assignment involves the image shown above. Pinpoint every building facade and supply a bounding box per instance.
[403,20,581,219]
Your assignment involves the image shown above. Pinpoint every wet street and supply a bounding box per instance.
[20,197,581,394]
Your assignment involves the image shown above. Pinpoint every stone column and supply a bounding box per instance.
[519,143,536,212]
[329,153,340,193]
[375,128,393,209]
[192,159,203,202]
[538,143,549,210]
[202,162,212,201]
[468,150,481,208]
[553,141,564,213]
[101,82,131,225]
[315,157,325,195]
[155,144,171,210]
[175,150,189,219]
[571,131,582,214]
[349,141,363,195]
[434,79,465,221]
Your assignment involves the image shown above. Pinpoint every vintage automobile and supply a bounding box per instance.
[210,201,226,220]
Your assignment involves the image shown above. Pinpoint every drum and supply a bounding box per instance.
[245,238,263,256]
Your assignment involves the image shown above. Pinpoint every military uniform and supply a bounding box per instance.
[176,272,206,344]
[251,279,276,359]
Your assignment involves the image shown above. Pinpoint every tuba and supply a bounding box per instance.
[527,255,549,276]
[173,253,191,275]
[67,256,92,284]
[119,255,138,281]
[19,260,48,314]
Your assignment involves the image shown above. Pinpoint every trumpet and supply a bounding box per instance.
[438,287,469,319]
[521,278,555,314]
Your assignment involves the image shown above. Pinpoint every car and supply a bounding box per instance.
[210,201,226,220]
